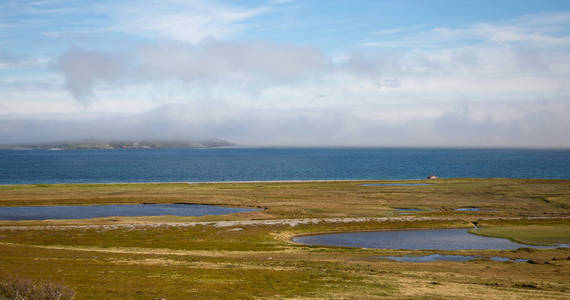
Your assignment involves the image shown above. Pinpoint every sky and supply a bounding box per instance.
[1,0,570,147]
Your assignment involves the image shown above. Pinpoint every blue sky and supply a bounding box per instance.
[1,0,570,147]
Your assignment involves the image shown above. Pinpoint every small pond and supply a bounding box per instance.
[489,257,529,263]
[394,208,423,212]
[361,183,432,187]
[293,228,555,250]
[0,204,258,220]
[456,207,480,211]
[372,254,529,263]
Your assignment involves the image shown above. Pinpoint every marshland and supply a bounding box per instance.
[1,178,568,299]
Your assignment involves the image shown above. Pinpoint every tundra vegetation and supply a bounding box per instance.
[0,178,569,299]
[0,275,75,300]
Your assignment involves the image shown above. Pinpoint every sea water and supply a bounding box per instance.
[1,148,569,184]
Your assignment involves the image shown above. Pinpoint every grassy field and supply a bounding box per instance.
[471,225,570,246]
[0,178,569,299]
[1,178,569,221]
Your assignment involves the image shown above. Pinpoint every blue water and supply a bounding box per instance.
[0,148,569,184]
[0,204,257,220]
[456,207,480,211]
[489,257,529,263]
[292,229,559,250]
[394,208,423,211]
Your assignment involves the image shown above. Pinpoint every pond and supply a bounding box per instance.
[292,228,554,250]
[455,207,480,211]
[0,204,258,220]
[394,208,423,212]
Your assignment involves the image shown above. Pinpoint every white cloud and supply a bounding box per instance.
[1,98,569,147]
[54,48,128,101]
[347,12,570,104]
[1,0,272,46]
[432,23,570,46]
[54,41,327,101]
[361,12,570,50]
[104,0,269,43]
[3,6,570,148]
[438,12,570,46]
[372,25,426,36]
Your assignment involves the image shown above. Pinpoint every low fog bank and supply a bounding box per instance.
[1,98,569,149]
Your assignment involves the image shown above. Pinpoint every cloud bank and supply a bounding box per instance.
[2,2,570,148]
[54,41,326,102]
[1,98,569,148]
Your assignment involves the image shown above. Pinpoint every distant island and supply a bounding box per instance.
[0,140,234,150]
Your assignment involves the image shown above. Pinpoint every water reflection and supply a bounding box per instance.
[293,228,554,250]
[0,204,258,220]
[456,207,480,211]
[394,208,423,212]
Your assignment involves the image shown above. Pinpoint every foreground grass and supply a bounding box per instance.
[1,220,569,299]
[0,179,569,299]
[0,275,76,300]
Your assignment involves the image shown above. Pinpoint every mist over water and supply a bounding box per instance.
[1,148,569,184]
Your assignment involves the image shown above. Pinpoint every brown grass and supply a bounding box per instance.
[0,275,76,300]
[0,179,569,299]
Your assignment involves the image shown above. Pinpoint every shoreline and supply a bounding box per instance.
[0,178,430,186]
[3,177,570,186]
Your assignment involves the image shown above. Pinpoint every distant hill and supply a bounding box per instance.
[0,140,234,150]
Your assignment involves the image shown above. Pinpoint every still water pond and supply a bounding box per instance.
[0,204,257,220]
[394,208,423,212]
[456,207,480,211]
[293,228,550,250]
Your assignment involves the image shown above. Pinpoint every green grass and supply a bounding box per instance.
[1,179,569,299]
[1,178,569,222]
[0,225,286,251]
[1,222,569,299]
[471,225,570,246]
